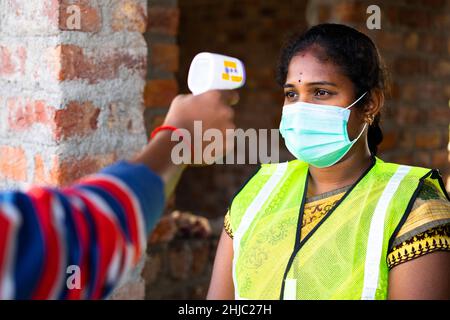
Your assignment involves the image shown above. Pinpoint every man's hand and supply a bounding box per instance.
[162,90,238,165]
[163,90,238,137]
[132,90,239,196]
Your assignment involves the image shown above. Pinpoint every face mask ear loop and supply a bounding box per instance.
[346,91,369,143]
[345,91,368,110]
[350,122,368,143]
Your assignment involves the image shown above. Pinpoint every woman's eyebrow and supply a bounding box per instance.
[283,81,337,88]
[306,81,337,87]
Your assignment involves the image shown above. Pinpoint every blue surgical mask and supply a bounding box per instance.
[279,93,368,168]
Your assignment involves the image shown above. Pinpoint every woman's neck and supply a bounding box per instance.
[307,142,373,197]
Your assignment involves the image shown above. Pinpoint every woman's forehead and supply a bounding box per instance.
[286,52,342,84]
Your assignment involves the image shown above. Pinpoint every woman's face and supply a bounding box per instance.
[283,50,366,141]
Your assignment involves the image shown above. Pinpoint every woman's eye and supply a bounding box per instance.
[315,89,330,97]
[284,91,298,99]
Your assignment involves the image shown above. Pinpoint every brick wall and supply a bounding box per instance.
[0,0,148,187]
[0,0,149,299]
[144,0,180,134]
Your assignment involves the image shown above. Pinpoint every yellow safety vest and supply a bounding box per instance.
[229,157,449,300]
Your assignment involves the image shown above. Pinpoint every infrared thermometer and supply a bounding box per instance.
[187,52,246,95]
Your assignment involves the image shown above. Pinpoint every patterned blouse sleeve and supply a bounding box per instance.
[387,181,450,269]
[224,210,234,239]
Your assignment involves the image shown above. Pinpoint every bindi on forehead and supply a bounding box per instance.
[298,72,303,83]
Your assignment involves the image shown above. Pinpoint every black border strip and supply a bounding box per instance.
[279,156,377,299]
[387,168,449,251]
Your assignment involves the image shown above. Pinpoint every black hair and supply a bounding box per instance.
[277,23,389,155]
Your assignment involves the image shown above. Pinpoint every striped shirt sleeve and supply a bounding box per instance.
[0,161,164,300]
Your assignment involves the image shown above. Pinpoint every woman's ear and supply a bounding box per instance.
[364,88,384,124]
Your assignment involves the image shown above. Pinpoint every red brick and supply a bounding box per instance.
[394,106,421,125]
[168,243,192,280]
[414,151,432,168]
[378,130,398,153]
[0,46,28,77]
[7,98,100,140]
[431,150,449,168]
[54,101,100,140]
[112,0,147,33]
[52,45,89,81]
[42,0,60,27]
[384,6,399,27]
[34,154,51,185]
[420,35,447,55]
[51,44,146,84]
[189,285,209,300]
[17,47,27,75]
[147,6,180,35]
[399,83,419,102]
[377,32,403,52]
[397,130,415,149]
[420,0,446,6]
[394,57,428,76]
[147,114,166,132]
[142,253,162,286]
[404,32,419,51]
[150,43,179,73]
[419,83,446,102]
[107,102,141,134]
[0,46,15,76]
[59,1,102,32]
[391,153,414,166]
[191,242,210,276]
[433,12,450,29]
[0,146,27,182]
[7,97,54,131]
[397,8,431,29]
[334,2,366,24]
[435,60,450,77]
[36,153,116,186]
[144,79,178,108]
[415,130,442,149]
[389,82,401,101]
[317,4,331,22]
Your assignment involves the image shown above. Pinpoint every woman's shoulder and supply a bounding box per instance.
[375,158,436,178]
[388,180,450,269]
[393,180,450,246]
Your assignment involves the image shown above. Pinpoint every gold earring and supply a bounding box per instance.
[365,114,375,125]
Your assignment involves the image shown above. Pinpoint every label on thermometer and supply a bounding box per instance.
[188,52,246,95]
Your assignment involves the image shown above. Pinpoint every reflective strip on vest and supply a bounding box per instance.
[284,278,297,300]
[361,165,412,300]
[232,162,288,300]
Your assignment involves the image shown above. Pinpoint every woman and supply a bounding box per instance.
[208,24,450,300]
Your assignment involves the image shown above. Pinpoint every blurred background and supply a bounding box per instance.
[0,0,448,299]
